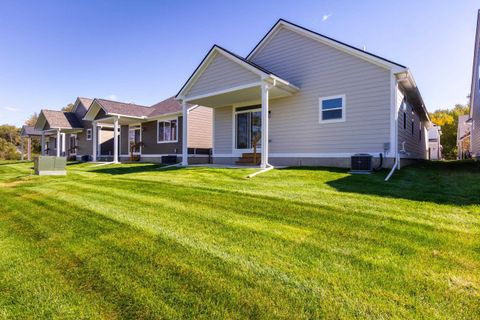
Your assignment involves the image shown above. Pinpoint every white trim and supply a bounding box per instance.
[247,20,405,72]
[183,82,262,102]
[118,154,209,158]
[86,128,92,140]
[213,152,386,158]
[319,94,346,123]
[156,117,179,144]
[178,47,267,99]
[389,72,397,157]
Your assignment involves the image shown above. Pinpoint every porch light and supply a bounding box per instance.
[268,110,271,119]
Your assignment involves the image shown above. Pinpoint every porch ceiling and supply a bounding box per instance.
[186,82,298,108]
[95,116,143,125]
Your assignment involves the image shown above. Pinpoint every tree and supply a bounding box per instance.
[61,103,75,112]
[429,104,470,159]
[0,125,21,160]
[25,112,38,127]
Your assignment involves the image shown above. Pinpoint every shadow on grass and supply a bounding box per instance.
[325,160,480,206]
[89,163,167,175]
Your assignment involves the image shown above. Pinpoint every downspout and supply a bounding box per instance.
[385,74,400,182]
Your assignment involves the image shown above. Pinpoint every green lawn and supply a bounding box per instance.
[0,161,479,319]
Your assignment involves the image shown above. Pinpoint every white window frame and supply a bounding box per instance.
[319,95,346,123]
[86,128,92,140]
[157,117,178,144]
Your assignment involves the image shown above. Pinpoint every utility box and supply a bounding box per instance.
[34,156,67,175]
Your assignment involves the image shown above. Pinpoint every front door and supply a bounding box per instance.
[235,106,262,150]
[129,126,141,154]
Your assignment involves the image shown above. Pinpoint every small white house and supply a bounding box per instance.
[428,125,442,160]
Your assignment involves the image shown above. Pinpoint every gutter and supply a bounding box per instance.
[385,74,400,182]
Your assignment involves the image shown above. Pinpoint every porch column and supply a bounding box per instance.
[27,137,31,161]
[261,82,270,168]
[56,129,61,157]
[41,132,45,155]
[61,133,66,156]
[20,137,24,161]
[182,101,188,166]
[92,121,97,162]
[113,117,119,163]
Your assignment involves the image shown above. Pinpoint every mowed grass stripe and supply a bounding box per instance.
[0,161,478,318]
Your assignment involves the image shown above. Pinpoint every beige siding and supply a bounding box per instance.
[185,53,259,98]
[188,106,212,148]
[396,87,428,159]
[213,106,233,154]
[250,27,391,154]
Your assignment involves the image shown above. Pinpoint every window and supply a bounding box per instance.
[319,95,345,122]
[403,112,407,130]
[86,128,92,140]
[157,118,178,143]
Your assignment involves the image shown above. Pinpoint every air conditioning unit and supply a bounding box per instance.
[350,154,372,173]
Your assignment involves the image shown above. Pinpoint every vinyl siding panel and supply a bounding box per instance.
[76,120,93,156]
[185,53,259,99]
[213,106,232,154]
[188,106,212,148]
[396,88,427,159]
[140,119,182,155]
[250,27,391,154]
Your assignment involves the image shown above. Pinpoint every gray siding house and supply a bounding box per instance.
[83,96,212,163]
[176,19,430,168]
[469,10,480,158]
[34,97,114,160]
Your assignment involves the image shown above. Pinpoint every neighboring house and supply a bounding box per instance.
[457,114,471,159]
[20,125,43,161]
[470,10,480,158]
[82,96,212,163]
[34,97,114,160]
[175,19,431,168]
[427,125,442,160]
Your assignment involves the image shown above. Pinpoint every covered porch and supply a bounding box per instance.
[176,45,298,168]
[83,98,152,163]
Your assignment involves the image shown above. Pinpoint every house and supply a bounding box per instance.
[34,97,115,160]
[427,125,442,160]
[175,19,431,168]
[457,115,471,159]
[82,96,212,163]
[20,125,43,161]
[469,10,480,159]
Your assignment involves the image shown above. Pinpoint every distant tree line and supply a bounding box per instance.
[429,104,470,160]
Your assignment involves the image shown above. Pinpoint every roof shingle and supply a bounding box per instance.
[42,110,83,129]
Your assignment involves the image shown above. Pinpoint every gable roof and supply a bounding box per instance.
[94,99,152,118]
[247,19,407,70]
[149,96,190,117]
[72,97,94,114]
[175,45,296,99]
[20,125,43,137]
[37,110,83,130]
[78,97,93,109]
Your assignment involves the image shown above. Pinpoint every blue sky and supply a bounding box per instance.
[0,0,478,126]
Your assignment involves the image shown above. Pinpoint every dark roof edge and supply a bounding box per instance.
[246,18,406,69]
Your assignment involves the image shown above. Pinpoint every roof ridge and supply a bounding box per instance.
[247,18,406,68]
[96,98,149,108]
